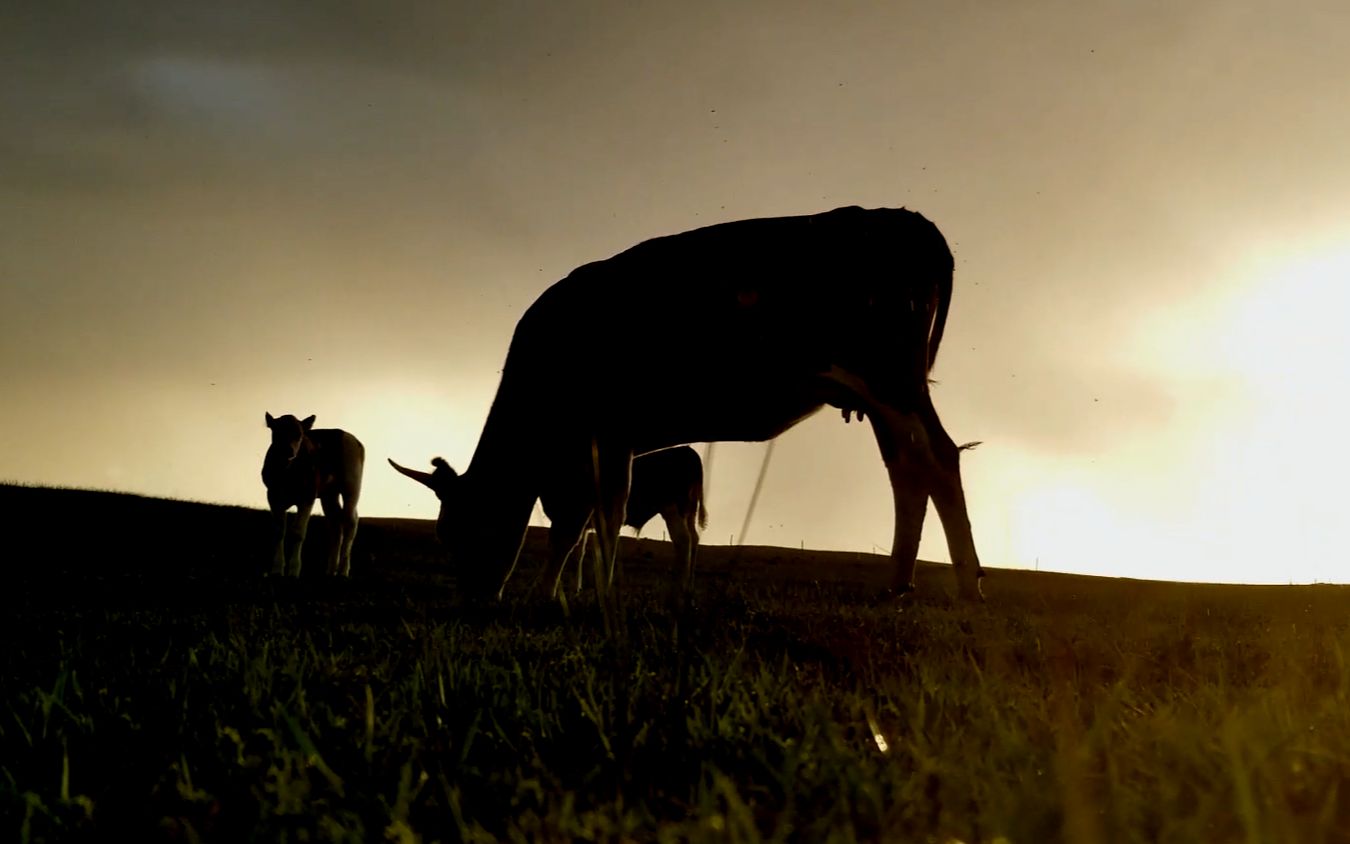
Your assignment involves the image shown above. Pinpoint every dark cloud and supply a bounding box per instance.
[1,1,579,194]
[6,2,496,71]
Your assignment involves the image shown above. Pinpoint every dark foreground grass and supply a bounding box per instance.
[4,484,1350,842]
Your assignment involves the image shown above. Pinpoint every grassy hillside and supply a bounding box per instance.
[3,483,1350,842]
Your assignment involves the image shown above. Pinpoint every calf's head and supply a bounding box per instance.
[265,413,316,464]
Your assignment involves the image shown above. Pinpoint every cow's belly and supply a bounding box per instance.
[625,386,826,454]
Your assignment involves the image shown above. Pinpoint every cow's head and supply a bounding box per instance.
[265,413,316,464]
[388,457,505,598]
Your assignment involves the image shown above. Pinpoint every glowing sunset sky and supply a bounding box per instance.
[3,1,1349,584]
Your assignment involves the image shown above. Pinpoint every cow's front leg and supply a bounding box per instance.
[286,499,315,577]
[268,502,289,576]
[592,446,632,594]
[539,509,589,601]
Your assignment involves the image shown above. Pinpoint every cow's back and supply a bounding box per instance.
[502,207,952,440]
[308,429,365,492]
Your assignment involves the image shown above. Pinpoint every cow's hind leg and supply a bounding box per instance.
[343,457,364,577]
[915,398,983,600]
[871,396,983,601]
[822,364,982,602]
[661,504,696,609]
[867,414,930,595]
[339,495,359,577]
[684,504,701,595]
[319,492,343,576]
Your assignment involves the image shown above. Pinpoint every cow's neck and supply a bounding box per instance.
[263,444,312,479]
[462,378,542,541]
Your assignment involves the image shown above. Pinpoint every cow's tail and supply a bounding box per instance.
[926,260,953,374]
[696,485,709,531]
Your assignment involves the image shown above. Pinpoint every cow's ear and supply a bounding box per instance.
[302,415,316,430]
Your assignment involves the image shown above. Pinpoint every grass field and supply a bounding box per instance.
[3,482,1350,842]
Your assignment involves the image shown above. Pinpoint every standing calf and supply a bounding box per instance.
[564,445,709,598]
[262,413,365,577]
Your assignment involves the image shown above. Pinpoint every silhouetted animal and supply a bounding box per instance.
[391,205,984,602]
[261,413,364,577]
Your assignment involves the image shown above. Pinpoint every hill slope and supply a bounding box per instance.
[5,482,1350,842]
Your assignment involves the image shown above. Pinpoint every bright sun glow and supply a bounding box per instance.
[1007,234,1350,584]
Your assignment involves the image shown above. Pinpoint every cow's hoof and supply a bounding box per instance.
[958,583,986,603]
[885,583,916,600]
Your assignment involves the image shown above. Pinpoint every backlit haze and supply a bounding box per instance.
[4,1,1349,584]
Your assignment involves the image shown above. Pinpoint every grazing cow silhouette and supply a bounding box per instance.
[261,413,365,577]
[393,205,984,602]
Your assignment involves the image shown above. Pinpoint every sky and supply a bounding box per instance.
[3,0,1349,585]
